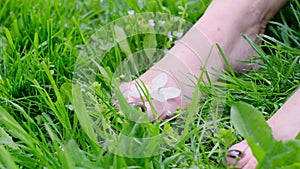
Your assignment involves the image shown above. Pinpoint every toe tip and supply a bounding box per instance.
[227,150,243,159]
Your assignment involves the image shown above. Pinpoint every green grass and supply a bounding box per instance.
[231,102,300,168]
[0,0,300,168]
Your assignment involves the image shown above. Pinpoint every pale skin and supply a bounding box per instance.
[228,89,300,168]
[120,0,294,168]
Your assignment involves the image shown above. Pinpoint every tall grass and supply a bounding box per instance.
[0,0,299,168]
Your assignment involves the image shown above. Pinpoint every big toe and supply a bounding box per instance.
[226,140,257,168]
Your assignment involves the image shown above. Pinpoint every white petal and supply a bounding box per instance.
[168,31,173,41]
[158,20,165,25]
[175,32,183,38]
[166,110,172,117]
[129,83,149,98]
[148,19,155,27]
[129,85,141,98]
[128,10,134,15]
[160,87,181,100]
[151,90,166,102]
[151,73,168,90]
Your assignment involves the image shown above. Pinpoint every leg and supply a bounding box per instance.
[120,0,284,121]
[119,2,290,167]
[227,87,300,168]
[223,1,294,167]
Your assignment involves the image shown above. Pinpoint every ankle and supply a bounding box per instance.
[193,0,275,70]
[196,0,268,39]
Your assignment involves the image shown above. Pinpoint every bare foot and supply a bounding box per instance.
[227,88,300,168]
[119,0,275,121]
[224,0,294,168]
[119,0,291,167]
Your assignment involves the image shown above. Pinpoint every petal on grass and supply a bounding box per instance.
[129,83,149,98]
[161,87,181,99]
[151,90,166,102]
[151,73,168,90]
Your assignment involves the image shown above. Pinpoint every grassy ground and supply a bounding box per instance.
[0,0,300,168]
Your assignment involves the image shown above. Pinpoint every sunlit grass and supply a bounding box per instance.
[0,0,299,168]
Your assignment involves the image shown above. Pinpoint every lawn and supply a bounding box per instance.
[0,0,300,168]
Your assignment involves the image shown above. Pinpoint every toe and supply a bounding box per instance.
[242,158,258,169]
[227,140,255,168]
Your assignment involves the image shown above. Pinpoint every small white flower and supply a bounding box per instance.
[158,20,165,25]
[129,73,181,103]
[66,105,74,111]
[175,31,183,38]
[128,10,134,15]
[166,110,172,117]
[50,70,54,75]
[164,48,169,54]
[120,74,125,79]
[148,19,155,27]
[167,31,173,41]
[59,146,65,151]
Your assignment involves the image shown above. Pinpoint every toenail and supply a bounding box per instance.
[129,102,147,112]
[227,150,243,159]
